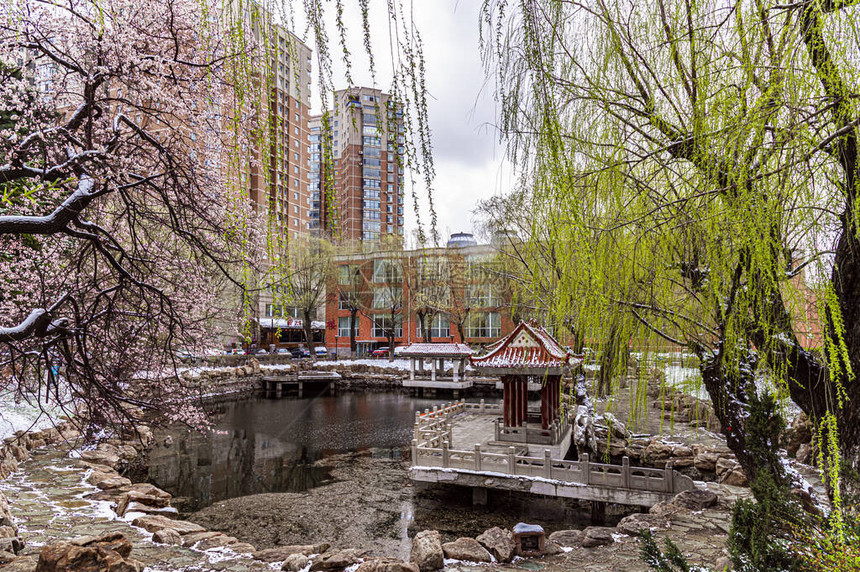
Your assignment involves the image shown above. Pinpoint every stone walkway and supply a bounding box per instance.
[0,450,269,571]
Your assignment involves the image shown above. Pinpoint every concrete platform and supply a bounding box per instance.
[403,379,473,389]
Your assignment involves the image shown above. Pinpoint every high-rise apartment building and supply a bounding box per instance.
[309,87,405,242]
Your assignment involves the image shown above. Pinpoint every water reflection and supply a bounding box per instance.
[146,392,466,510]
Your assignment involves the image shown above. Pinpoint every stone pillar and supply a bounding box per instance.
[472,487,488,506]
[453,359,459,382]
[431,358,437,382]
[410,358,415,380]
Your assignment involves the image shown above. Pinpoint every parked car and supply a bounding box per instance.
[290,346,310,358]
[276,348,293,355]
[371,347,390,358]
[314,346,328,357]
[175,350,198,364]
[255,349,269,355]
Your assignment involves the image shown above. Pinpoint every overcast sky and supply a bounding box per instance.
[297,0,516,245]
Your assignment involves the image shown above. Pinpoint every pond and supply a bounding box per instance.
[145,392,467,510]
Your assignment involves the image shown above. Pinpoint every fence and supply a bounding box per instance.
[411,400,694,495]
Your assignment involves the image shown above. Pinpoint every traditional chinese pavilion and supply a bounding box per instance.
[471,322,575,447]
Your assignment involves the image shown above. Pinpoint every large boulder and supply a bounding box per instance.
[309,548,366,571]
[409,530,444,572]
[151,529,182,545]
[254,543,331,562]
[547,529,583,548]
[616,514,664,536]
[130,515,204,535]
[716,458,748,487]
[115,490,172,517]
[441,538,492,563]
[283,554,310,572]
[672,489,717,510]
[476,527,515,562]
[35,533,140,572]
[580,527,614,548]
[355,558,419,572]
[0,492,14,528]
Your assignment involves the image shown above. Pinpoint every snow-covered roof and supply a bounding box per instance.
[397,343,473,358]
[471,321,573,372]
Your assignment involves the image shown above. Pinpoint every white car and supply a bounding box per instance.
[314,346,328,357]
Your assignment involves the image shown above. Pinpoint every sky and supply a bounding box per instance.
[295,0,517,245]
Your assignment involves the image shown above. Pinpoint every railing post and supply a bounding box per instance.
[445,422,452,445]
[411,439,418,464]
[494,418,500,441]
[581,453,590,485]
[413,422,420,441]
[443,441,450,467]
[544,449,552,479]
[475,444,482,471]
[508,446,516,475]
[480,399,485,414]
[664,461,674,493]
[622,456,631,489]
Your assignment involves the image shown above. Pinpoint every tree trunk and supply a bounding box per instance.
[423,311,433,343]
[303,309,315,361]
[349,309,358,358]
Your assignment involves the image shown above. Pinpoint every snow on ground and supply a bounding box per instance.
[0,390,64,441]
[664,366,708,400]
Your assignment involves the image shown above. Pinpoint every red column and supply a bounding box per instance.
[540,378,549,429]
[502,376,511,426]
[520,378,528,425]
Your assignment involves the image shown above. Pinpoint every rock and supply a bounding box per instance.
[195,534,239,551]
[96,476,132,490]
[130,515,204,535]
[2,555,38,572]
[125,483,171,501]
[643,440,673,464]
[693,451,720,472]
[36,533,137,572]
[79,449,120,470]
[544,541,565,555]
[181,531,223,547]
[714,556,733,571]
[69,533,132,558]
[0,537,24,555]
[355,558,419,572]
[254,544,331,562]
[0,550,16,565]
[282,554,310,572]
[441,538,492,563]
[716,458,748,487]
[228,543,256,553]
[0,525,17,539]
[581,527,614,548]
[547,529,583,548]
[115,490,171,517]
[476,527,515,562]
[649,501,687,520]
[151,529,182,545]
[672,489,718,510]
[409,530,444,572]
[309,548,366,571]
[796,443,812,464]
[616,513,663,536]
[0,492,14,527]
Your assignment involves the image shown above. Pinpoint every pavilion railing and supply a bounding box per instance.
[410,400,695,495]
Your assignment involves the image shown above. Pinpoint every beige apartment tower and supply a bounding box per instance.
[309,87,405,242]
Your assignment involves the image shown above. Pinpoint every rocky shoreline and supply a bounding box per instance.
[0,363,819,571]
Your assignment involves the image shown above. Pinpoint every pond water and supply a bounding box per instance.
[145,392,478,510]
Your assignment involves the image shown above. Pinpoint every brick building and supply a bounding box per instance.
[325,234,516,356]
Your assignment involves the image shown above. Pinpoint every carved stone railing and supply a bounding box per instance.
[410,400,695,496]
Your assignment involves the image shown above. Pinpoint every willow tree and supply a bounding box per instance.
[481,0,860,504]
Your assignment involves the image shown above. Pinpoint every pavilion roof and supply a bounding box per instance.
[471,321,573,372]
[397,342,473,358]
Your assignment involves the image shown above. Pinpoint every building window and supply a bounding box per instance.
[372,315,402,338]
[338,316,353,337]
[465,284,500,308]
[372,287,401,309]
[372,259,401,283]
[465,312,501,338]
[416,314,450,338]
